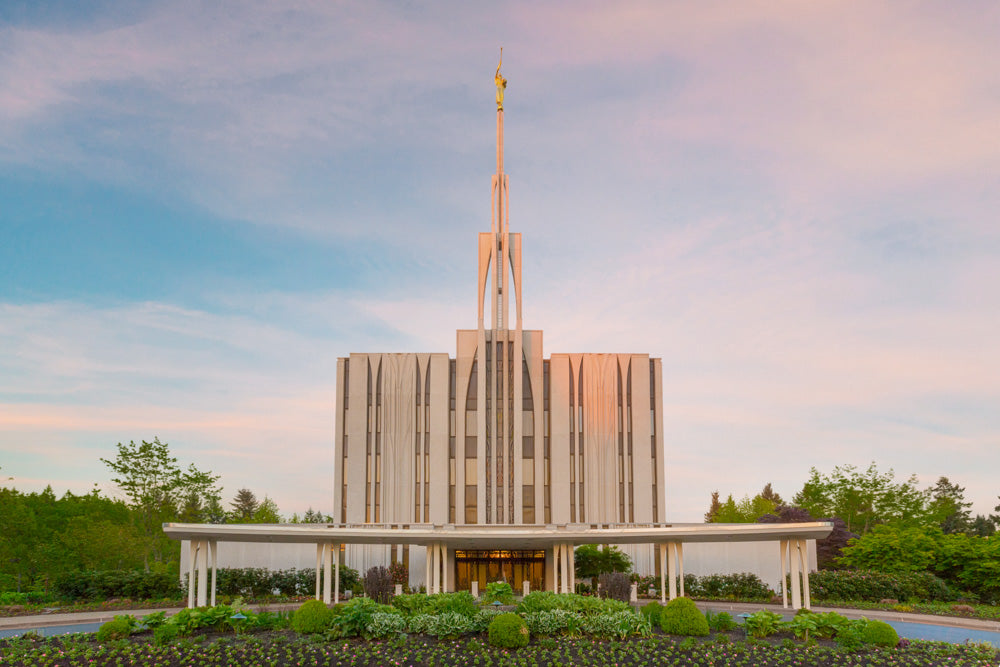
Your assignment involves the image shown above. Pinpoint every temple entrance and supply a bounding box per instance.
[454,550,545,593]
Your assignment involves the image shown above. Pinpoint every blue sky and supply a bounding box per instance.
[1,1,999,521]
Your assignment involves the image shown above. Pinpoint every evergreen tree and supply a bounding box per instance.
[704,491,721,522]
[927,476,972,534]
[230,488,259,521]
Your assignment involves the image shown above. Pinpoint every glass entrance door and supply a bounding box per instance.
[454,550,545,593]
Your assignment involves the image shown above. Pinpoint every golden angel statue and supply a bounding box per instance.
[495,49,507,110]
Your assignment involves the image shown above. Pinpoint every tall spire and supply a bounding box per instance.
[490,50,509,328]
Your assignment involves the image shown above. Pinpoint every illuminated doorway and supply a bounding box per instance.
[454,550,545,593]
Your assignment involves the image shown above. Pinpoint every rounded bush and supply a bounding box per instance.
[96,616,132,641]
[659,597,709,636]
[488,612,530,649]
[861,619,899,647]
[640,601,662,625]
[291,599,335,634]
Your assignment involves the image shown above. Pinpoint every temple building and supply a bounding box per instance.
[165,60,831,609]
[333,60,664,591]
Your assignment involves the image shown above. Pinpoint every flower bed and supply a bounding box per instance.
[2,631,998,666]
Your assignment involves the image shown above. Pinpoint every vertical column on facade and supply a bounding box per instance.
[677,543,685,597]
[334,545,341,604]
[315,543,323,600]
[545,546,556,592]
[187,541,197,608]
[666,542,677,600]
[779,539,788,608]
[569,544,575,593]
[209,540,218,607]
[425,545,432,593]
[323,542,333,604]
[789,539,802,610]
[443,545,452,593]
[799,539,811,610]
[196,540,208,607]
[658,543,667,604]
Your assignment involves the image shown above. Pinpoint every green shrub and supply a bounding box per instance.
[96,616,132,641]
[522,610,580,636]
[516,591,628,615]
[291,599,334,634]
[329,597,398,638]
[212,566,361,599]
[640,601,662,626]
[580,611,652,639]
[861,619,899,647]
[407,613,435,634]
[55,570,181,601]
[836,620,866,650]
[807,569,956,603]
[364,612,408,639]
[471,608,506,633]
[743,610,783,638]
[483,581,515,605]
[427,611,473,639]
[391,593,433,617]
[427,591,478,617]
[139,611,167,629]
[705,610,736,631]
[153,623,179,645]
[686,573,772,601]
[659,597,709,636]
[488,612,529,649]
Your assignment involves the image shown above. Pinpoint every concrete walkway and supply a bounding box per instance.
[0,602,301,632]
[698,600,1000,633]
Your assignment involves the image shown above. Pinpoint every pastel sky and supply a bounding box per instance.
[2,1,999,522]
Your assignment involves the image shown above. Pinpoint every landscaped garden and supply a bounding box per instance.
[2,590,998,666]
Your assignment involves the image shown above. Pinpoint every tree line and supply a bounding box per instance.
[0,438,329,592]
[703,463,1000,601]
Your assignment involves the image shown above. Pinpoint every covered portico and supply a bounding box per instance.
[164,521,831,611]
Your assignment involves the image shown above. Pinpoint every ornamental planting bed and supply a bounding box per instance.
[2,631,999,666]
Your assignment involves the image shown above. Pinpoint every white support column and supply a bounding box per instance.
[799,539,811,610]
[187,541,196,608]
[432,543,441,594]
[196,540,208,607]
[209,540,217,607]
[334,545,341,604]
[789,539,802,610]
[667,542,677,600]
[779,539,788,609]
[425,545,432,593]
[559,544,568,593]
[443,545,451,593]
[315,543,323,600]
[659,543,667,604]
[545,546,555,592]
[323,542,332,604]
[677,543,685,597]
[568,544,575,593]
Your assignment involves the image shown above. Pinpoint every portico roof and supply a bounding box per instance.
[163,521,832,549]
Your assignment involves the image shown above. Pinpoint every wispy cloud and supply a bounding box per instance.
[1,1,998,520]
